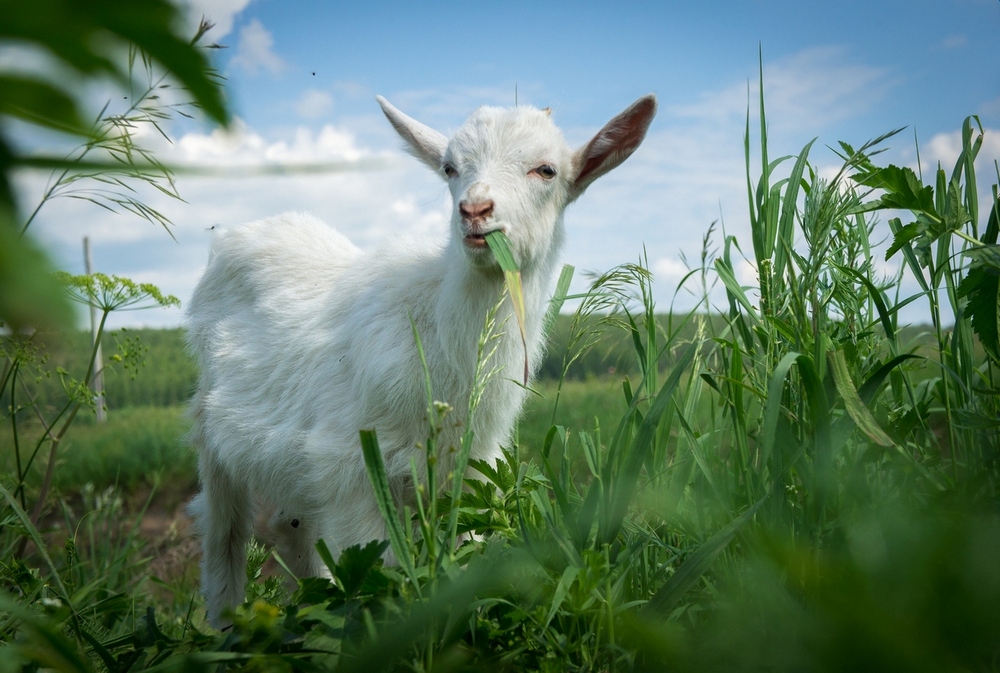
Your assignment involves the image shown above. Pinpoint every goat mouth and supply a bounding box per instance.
[463,230,503,249]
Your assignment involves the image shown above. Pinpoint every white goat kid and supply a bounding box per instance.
[187,94,657,627]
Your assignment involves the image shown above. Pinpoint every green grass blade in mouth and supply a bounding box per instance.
[484,230,518,271]
[485,231,529,384]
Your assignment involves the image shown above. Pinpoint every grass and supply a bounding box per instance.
[2,82,1000,671]
[519,378,627,451]
[0,406,195,496]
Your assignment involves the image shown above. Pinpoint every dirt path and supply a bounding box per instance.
[140,489,201,583]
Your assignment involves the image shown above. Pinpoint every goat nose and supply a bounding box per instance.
[459,200,494,221]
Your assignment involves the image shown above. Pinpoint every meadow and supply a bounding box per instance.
[0,325,636,496]
[3,8,1000,669]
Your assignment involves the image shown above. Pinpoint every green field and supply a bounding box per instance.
[0,366,630,499]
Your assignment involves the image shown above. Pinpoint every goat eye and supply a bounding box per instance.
[443,164,457,178]
[532,164,557,179]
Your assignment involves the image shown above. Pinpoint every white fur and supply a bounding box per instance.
[187,94,657,626]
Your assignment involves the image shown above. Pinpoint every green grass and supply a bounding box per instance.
[519,377,627,451]
[54,406,194,494]
[0,405,195,495]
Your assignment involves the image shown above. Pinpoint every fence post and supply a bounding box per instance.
[83,237,106,422]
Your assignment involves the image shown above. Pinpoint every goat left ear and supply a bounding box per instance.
[569,94,657,201]
[376,96,449,173]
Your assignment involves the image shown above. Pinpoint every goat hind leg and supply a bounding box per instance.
[191,462,252,628]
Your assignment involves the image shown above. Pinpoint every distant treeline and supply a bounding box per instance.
[7,315,933,412]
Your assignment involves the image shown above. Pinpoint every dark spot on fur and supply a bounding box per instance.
[291,519,300,528]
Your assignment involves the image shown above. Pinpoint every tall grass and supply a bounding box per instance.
[3,87,1000,671]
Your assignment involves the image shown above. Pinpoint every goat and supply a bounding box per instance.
[186,93,657,626]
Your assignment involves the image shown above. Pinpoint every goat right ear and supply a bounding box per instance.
[569,94,657,201]
[376,96,448,174]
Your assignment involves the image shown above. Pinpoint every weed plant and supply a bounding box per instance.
[7,329,197,411]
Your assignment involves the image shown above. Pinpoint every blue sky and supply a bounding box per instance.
[22,0,1000,327]
[221,0,1000,135]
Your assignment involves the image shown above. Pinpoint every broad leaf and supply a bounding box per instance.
[885,220,922,261]
[958,260,1000,363]
[0,221,72,330]
[855,164,937,216]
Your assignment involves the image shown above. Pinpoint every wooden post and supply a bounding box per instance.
[83,237,106,423]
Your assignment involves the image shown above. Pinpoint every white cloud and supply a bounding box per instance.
[653,257,689,282]
[229,19,286,76]
[164,117,373,165]
[295,89,334,119]
[735,259,759,287]
[670,46,894,134]
[919,126,1000,220]
[921,126,1000,172]
[0,43,64,79]
[941,34,968,49]
[24,118,445,328]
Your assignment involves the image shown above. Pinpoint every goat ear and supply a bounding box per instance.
[376,96,448,173]
[569,94,657,200]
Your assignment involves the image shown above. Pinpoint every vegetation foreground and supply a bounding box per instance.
[3,4,1000,671]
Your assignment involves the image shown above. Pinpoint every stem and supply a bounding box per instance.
[26,308,109,532]
[0,355,14,394]
[928,281,959,480]
[82,308,110,391]
[19,377,72,478]
[9,361,26,511]
[25,407,78,527]
[550,365,568,427]
[20,67,171,234]
[953,229,980,247]
[20,167,71,235]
